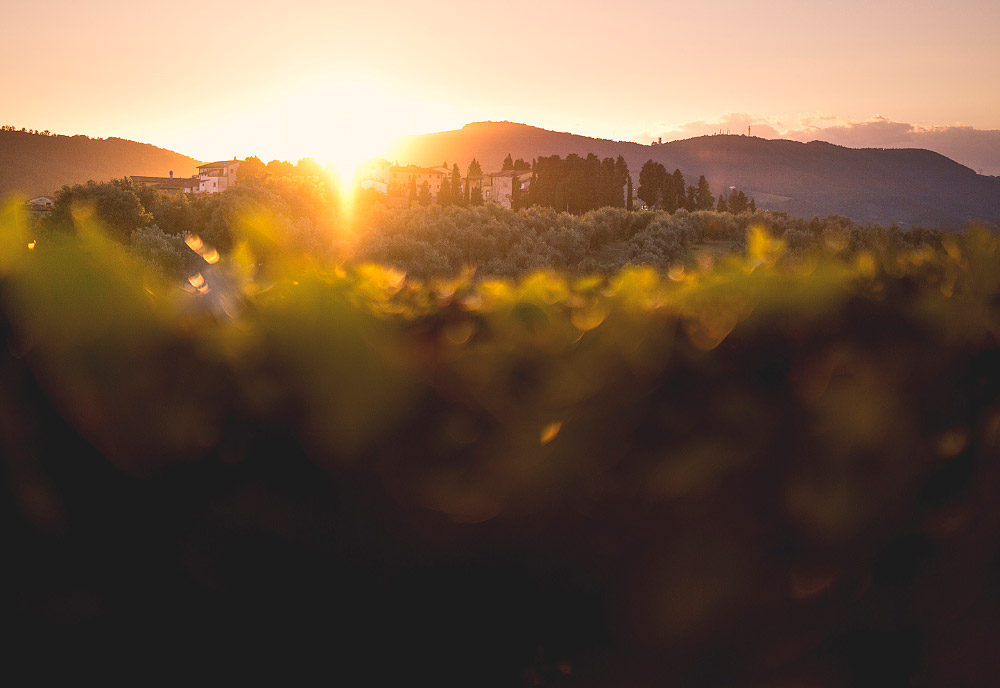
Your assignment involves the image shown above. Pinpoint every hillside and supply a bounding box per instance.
[0,130,199,198]
[391,122,1000,228]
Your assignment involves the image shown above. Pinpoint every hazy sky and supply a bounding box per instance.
[3,0,999,165]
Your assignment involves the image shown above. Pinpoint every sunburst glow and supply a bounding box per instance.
[305,75,400,189]
[240,72,454,192]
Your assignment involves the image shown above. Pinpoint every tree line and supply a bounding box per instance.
[354,205,945,279]
[637,160,755,214]
[36,168,339,281]
[426,152,750,217]
[1,125,53,135]
[30,171,947,285]
[526,153,631,213]
[386,152,630,213]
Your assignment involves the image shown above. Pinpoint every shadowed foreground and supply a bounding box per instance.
[2,208,999,685]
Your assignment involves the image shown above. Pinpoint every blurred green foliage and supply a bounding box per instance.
[2,196,999,685]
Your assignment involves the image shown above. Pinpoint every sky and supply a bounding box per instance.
[2,0,999,170]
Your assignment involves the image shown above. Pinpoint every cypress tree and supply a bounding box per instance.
[637,160,666,208]
[729,190,748,214]
[662,173,678,213]
[528,164,538,208]
[437,178,451,206]
[696,175,714,210]
[451,164,463,206]
[466,159,482,205]
[614,156,630,208]
[418,181,432,206]
[671,169,685,210]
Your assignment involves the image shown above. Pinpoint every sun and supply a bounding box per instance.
[319,81,398,189]
[297,74,405,191]
[233,70,456,197]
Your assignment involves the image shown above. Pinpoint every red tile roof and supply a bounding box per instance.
[197,160,240,169]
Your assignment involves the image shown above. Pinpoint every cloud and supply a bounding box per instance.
[648,113,1000,175]
[639,113,783,142]
[784,118,1000,175]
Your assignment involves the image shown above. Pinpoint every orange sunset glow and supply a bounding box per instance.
[3,0,998,166]
[3,0,1000,685]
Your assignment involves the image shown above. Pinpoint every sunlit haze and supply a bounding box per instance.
[2,0,998,163]
[5,0,1000,679]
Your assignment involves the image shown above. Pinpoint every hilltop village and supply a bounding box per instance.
[125,156,533,210]
[25,146,766,225]
[130,159,242,195]
[357,159,531,209]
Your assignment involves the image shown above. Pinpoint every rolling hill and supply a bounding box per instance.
[391,122,1000,228]
[0,129,200,199]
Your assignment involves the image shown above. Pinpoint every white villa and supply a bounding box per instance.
[359,158,530,209]
[479,170,531,209]
[131,159,241,195]
[361,159,450,199]
[131,172,199,194]
[197,159,240,193]
[25,195,55,216]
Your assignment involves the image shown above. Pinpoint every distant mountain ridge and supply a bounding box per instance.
[0,130,200,199]
[392,122,1000,228]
